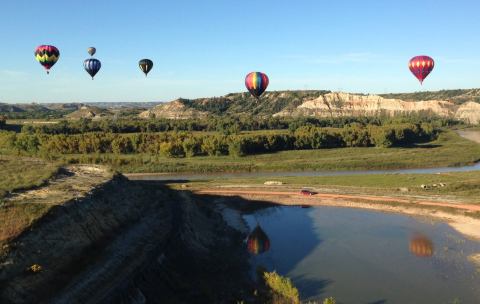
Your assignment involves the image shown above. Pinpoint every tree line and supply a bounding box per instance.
[19,113,457,136]
[0,123,437,158]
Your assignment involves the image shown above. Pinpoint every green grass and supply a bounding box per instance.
[61,130,480,174]
[0,156,60,243]
[0,156,60,200]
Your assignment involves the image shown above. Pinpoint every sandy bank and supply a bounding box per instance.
[194,187,480,240]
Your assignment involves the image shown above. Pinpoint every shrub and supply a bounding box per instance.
[160,141,185,158]
[263,271,300,304]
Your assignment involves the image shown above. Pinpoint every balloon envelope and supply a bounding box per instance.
[35,45,60,74]
[247,225,270,255]
[409,55,434,84]
[245,72,269,98]
[87,47,96,56]
[409,235,434,257]
[139,59,153,76]
[84,58,101,79]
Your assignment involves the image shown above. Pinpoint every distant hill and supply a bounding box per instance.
[141,89,480,124]
[141,91,331,118]
[66,106,112,119]
[0,103,65,119]
[379,88,480,105]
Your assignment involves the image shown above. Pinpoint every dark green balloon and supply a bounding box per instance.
[139,59,153,76]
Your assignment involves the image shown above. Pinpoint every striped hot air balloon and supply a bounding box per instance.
[245,72,269,98]
[409,55,434,85]
[409,235,434,257]
[35,45,60,74]
[139,59,153,77]
[84,58,101,80]
[247,225,270,255]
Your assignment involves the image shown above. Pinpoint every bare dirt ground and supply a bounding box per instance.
[457,130,480,144]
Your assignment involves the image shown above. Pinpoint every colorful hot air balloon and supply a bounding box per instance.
[34,45,60,74]
[87,47,96,57]
[409,55,434,85]
[139,59,153,77]
[247,225,270,255]
[245,72,269,98]
[84,58,101,80]
[409,235,434,257]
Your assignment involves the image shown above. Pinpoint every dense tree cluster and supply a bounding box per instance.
[0,123,437,158]
[19,113,457,136]
[0,116,5,129]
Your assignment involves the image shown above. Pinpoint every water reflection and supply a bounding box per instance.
[244,205,480,303]
[247,224,271,255]
[409,234,434,258]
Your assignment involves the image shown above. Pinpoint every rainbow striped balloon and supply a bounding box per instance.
[409,55,434,85]
[247,225,270,255]
[35,45,60,74]
[245,72,269,98]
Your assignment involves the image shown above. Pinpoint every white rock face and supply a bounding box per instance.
[274,92,456,118]
[455,102,480,124]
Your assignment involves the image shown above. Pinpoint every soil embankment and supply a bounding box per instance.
[0,170,254,303]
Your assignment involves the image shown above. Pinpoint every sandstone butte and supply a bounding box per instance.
[140,92,480,124]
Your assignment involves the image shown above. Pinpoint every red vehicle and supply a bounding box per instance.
[300,189,315,196]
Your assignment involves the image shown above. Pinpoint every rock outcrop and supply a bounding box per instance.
[455,101,480,124]
[66,105,111,120]
[139,99,208,119]
[273,92,456,118]
[140,90,480,124]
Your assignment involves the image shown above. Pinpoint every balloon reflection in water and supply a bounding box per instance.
[409,235,434,257]
[247,225,270,255]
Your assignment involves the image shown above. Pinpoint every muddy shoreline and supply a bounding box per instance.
[194,187,480,241]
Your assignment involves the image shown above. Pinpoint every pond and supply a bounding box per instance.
[243,206,480,303]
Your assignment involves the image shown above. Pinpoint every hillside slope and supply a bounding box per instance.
[141,90,480,123]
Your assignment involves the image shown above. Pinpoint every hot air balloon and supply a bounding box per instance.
[139,59,153,77]
[409,235,434,257]
[245,72,269,98]
[247,225,270,255]
[84,58,101,80]
[87,47,96,57]
[409,55,434,85]
[34,45,60,74]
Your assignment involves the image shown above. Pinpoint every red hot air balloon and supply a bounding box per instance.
[245,72,269,98]
[409,55,434,85]
[247,225,270,255]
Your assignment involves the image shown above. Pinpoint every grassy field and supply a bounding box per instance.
[63,130,480,174]
[0,156,60,244]
[0,156,60,200]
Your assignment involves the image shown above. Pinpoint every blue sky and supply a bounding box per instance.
[1,0,479,103]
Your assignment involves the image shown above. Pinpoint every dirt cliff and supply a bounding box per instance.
[273,92,456,118]
[0,171,253,303]
[455,102,480,124]
[140,90,480,123]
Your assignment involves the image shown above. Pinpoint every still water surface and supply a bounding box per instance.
[244,206,480,304]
